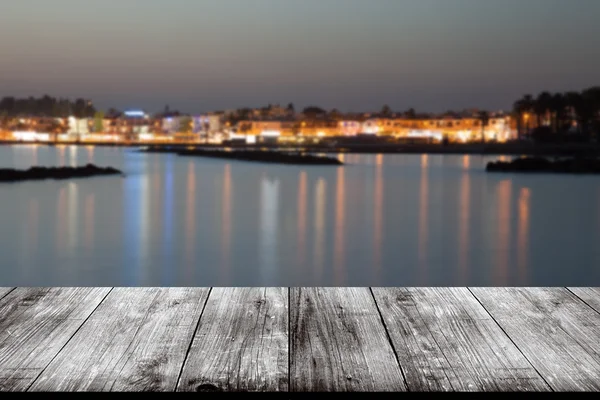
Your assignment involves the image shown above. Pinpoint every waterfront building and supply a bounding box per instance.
[161,115,182,135]
[67,117,91,137]
[120,110,151,140]
[339,120,363,136]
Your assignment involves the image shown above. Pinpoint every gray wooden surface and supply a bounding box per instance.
[29,288,210,391]
[177,288,288,392]
[0,287,14,300]
[568,287,600,314]
[0,287,599,392]
[470,287,600,391]
[290,287,407,391]
[372,287,551,391]
[0,287,112,391]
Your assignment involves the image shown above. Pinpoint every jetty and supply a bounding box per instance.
[176,148,342,165]
[0,164,123,182]
[139,146,343,165]
[487,157,600,174]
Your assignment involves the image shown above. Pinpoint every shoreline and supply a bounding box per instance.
[1,140,599,157]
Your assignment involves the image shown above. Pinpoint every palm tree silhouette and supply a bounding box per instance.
[512,87,600,142]
[564,91,583,134]
[513,94,534,139]
[550,93,566,134]
[535,91,553,130]
[478,110,490,143]
[582,87,600,141]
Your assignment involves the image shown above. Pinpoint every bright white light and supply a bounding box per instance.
[317,131,325,137]
[246,135,257,144]
[13,131,37,141]
[139,133,154,141]
[407,130,443,141]
[261,130,281,137]
[458,130,470,142]
[362,120,380,134]
[35,133,50,141]
[125,110,145,117]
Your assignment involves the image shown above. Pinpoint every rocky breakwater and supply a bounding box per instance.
[175,149,343,165]
[0,164,123,182]
[486,157,600,174]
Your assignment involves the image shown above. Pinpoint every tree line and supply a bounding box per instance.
[0,95,96,118]
[513,87,600,141]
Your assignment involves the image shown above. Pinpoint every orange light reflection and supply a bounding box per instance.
[185,162,196,279]
[418,154,429,282]
[458,171,470,283]
[221,164,232,283]
[333,167,346,285]
[297,171,307,266]
[313,178,326,282]
[517,188,530,283]
[496,180,512,285]
[373,154,384,281]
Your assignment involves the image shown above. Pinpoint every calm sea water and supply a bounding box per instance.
[1,144,599,286]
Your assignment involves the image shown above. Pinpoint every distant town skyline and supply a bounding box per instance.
[1,0,599,114]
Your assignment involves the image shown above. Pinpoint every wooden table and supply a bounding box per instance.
[1,287,599,392]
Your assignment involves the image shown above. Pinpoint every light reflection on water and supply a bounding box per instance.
[313,178,326,283]
[418,154,429,283]
[458,162,470,284]
[221,163,232,284]
[495,179,512,285]
[333,166,345,285]
[373,154,384,281]
[1,144,600,286]
[517,187,531,283]
[297,171,307,267]
[184,161,196,281]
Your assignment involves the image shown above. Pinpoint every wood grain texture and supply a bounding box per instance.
[28,287,210,392]
[177,288,288,392]
[470,287,600,391]
[372,287,550,391]
[568,287,600,314]
[0,287,15,300]
[290,287,407,392]
[0,287,111,391]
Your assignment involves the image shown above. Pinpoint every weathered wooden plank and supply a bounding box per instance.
[372,287,550,391]
[0,287,15,300]
[290,287,407,392]
[0,287,112,391]
[471,287,600,391]
[177,288,288,392]
[28,288,210,392]
[568,287,600,315]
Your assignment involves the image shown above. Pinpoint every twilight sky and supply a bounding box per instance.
[1,0,599,114]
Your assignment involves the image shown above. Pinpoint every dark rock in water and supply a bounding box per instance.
[176,149,343,165]
[0,163,123,182]
[486,157,600,174]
